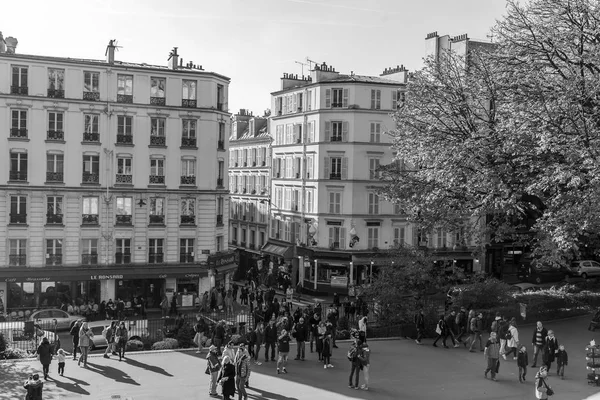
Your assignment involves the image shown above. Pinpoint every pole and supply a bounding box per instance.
[370,261,374,284]
[349,261,354,287]
[314,259,318,290]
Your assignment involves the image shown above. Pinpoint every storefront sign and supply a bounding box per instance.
[181,294,194,307]
[185,274,200,278]
[208,252,238,267]
[330,276,348,287]
[91,275,124,280]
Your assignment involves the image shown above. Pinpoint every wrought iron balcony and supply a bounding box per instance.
[10,128,27,138]
[182,99,197,108]
[329,173,341,180]
[148,253,164,264]
[46,172,63,182]
[332,102,343,108]
[217,178,223,188]
[9,213,26,224]
[216,214,223,226]
[46,213,63,224]
[81,253,98,265]
[9,171,27,181]
[116,174,132,184]
[82,172,99,183]
[117,94,133,104]
[181,137,197,148]
[217,140,224,150]
[10,85,28,95]
[83,91,100,101]
[115,253,132,265]
[150,97,166,106]
[46,254,62,266]
[116,134,133,144]
[116,214,132,225]
[150,136,166,146]
[82,214,99,224]
[330,136,342,142]
[47,89,64,98]
[180,253,194,263]
[149,214,165,224]
[83,132,99,142]
[330,241,340,249]
[9,254,26,267]
[180,214,195,225]
[47,130,64,140]
[149,175,165,184]
[180,175,196,185]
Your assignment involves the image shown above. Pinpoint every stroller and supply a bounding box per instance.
[589,310,600,331]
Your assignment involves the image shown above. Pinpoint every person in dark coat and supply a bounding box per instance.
[432,315,449,348]
[414,309,425,345]
[37,337,53,380]
[69,319,82,360]
[23,374,43,400]
[264,320,278,362]
[543,330,559,371]
[218,356,236,400]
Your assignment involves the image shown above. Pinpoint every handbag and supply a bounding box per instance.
[542,378,554,396]
[435,325,442,335]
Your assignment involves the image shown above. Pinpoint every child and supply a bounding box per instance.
[57,348,66,376]
[322,333,333,369]
[517,344,528,383]
[556,344,568,379]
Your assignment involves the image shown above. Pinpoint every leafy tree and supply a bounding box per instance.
[384,0,600,264]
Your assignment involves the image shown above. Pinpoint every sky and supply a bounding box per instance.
[1,0,508,115]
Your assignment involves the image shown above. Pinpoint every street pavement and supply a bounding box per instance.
[2,315,600,400]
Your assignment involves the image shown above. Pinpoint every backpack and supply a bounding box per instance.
[347,346,358,361]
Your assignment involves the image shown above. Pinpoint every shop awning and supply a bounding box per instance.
[261,242,293,258]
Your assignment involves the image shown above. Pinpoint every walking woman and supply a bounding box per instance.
[36,337,53,380]
[504,318,520,360]
[115,321,129,361]
[78,322,94,368]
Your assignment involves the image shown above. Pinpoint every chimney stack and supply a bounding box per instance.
[168,47,179,70]
[105,39,117,64]
[5,36,18,54]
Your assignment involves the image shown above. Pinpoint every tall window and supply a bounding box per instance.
[370,89,381,109]
[150,77,166,105]
[11,66,28,94]
[181,159,196,185]
[181,198,195,225]
[48,112,64,140]
[330,157,342,179]
[331,88,344,108]
[48,69,65,97]
[328,226,346,248]
[82,239,98,265]
[10,109,27,138]
[306,190,313,213]
[82,197,99,224]
[117,74,133,102]
[331,121,343,141]
[150,158,165,184]
[9,239,27,266]
[369,158,380,179]
[82,154,99,183]
[217,160,224,186]
[117,115,133,144]
[83,71,100,98]
[328,192,341,214]
[436,228,447,248]
[180,239,194,263]
[216,236,224,252]
[84,114,99,141]
[46,196,63,224]
[150,117,166,146]
[394,227,406,246]
[182,80,196,107]
[150,197,165,224]
[217,84,224,110]
[116,156,133,184]
[115,239,131,264]
[46,153,64,182]
[367,227,380,248]
[149,239,164,264]
[10,195,27,224]
[181,119,197,147]
[10,152,27,181]
[116,197,133,225]
[46,239,63,266]
[370,122,381,143]
[218,122,225,149]
[368,193,380,214]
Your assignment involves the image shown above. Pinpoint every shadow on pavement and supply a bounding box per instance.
[0,362,37,400]
[123,356,174,377]
[48,376,91,396]
[247,387,299,400]
[86,362,140,386]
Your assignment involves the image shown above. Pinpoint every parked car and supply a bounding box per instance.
[29,309,80,331]
[517,264,566,284]
[86,320,149,350]
[0,321,58,351]
[568,260,600,279]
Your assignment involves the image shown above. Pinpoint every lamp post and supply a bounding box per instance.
[370,260,374,284]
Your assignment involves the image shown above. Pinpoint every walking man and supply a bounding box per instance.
[414,308,425,345]
[445,310,459,348]
[484,332,501,381]
[531,321,548,368]
[469,312,484,352]
[264,320,277,362]
[455,306,468,345]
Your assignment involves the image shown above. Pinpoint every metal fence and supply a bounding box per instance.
[0,320,61,354]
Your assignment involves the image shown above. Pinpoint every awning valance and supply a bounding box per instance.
[261,242,293,258]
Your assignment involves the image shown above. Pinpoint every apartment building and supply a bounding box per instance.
[0,38,235,316]
[228,110,271,276]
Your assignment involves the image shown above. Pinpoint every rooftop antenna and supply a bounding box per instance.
[294,60,308,76]
[105,39,122,55]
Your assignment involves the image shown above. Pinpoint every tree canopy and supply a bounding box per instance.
[383,0,600,264]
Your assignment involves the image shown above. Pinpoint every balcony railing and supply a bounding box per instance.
[217,178,223,188]
[182,99,197,108]
[9,171,27,181]
[46,254,62,266]
[330,136,342,142]
[83,91,100,101]
[180,214,195,225]
[116,214,132,225]
[46,172,63,182]
[217,140,224,150]
[181,137,197,148]
[83,132,99,142]
[330,241,340,249]
[47,89,65,98]
[11,85,28,95]
[180,253,194,263]
[329,173,341,180]
[150,97,166,106]
[9,214,27,224]
[46,213,63,224]
[81,253,98,265]
[216,214,223,226]
[180,175,196,185]
[240,242,246,248]
[149,175,165,184]
[150,136,166,146]
[116,134,133,144]
[82,172,99,183]
[82,214,99,225]
[148,253,164,264]
[117,94,133,104]
[9,254,26,267]
[149,215,165,225]
[332,102,343,108]
[10,128,28,138]
[115,253,132,265]
[47,130,64,140]
[116,174,133,184]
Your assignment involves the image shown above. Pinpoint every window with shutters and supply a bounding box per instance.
[285,124,293,144]
[10,195,27,224]
[276,125,284,145]
[308,121,315,143]
[370,89,381,109]
[370,122,381,143]
[232,226,239,243]
[284,188,291,210]
[293,124,302,143]
[306,156,314,179]
[284,221,291,242]
[328,192,341,214]
[331,88,344,108]
[392,90,399,110]
[285,156,293,178]
[436,228,447,248]
[369,158,381,179]
[329,157,342,179]
[393,227,406,246]
[328,226,346,249]
[306,190,313,213]
[368,193,379,215]
[368,227,380,248]
[331,122,342,141]
[307,89,312,111]
[275,187,283,209]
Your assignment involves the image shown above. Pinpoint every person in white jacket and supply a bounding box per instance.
[503,318,520,360]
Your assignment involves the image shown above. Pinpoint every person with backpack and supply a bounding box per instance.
[484,331,501,381]
[498,315,509,356]
[103,321,117,359]
[69,319,82,361]
[23,374,43,400]
[468,312,484,353]
[348,339,363,389]
[455,306,468,345]
[414,308,425,345]
[504,318,520,360]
